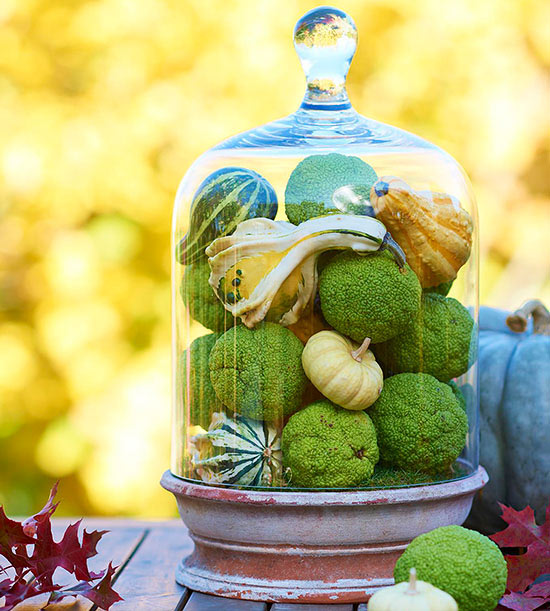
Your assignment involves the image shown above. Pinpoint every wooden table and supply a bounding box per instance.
[15,519,507,611]
[13,519,365,611]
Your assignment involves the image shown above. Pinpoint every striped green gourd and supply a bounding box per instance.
[177,167,278,264]
[190,412,283,487]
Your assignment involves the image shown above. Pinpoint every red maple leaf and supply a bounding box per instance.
[499,590,550,611]
[0,484,122,611]
[491,504,549,549]
[505,544,550,592]
[0,576,44,610]
[21,482,59,537]
[526,582,550,598]
[0,506,34,575]
[30,518,107,587]
[52,563,124,609]
[499,582,550,611]
[492,501,550,611]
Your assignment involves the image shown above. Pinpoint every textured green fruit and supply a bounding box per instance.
[284,153,378,224]
[423,279,454,296]
[319,251,422,344]
[282,400,379,488]
[180,259,235,333]
[394,525,507,611]
[209,323,307,422]
[373,293,475,381]
[447,380,467,411]
[179,333,224,429]
[369,373,467,473]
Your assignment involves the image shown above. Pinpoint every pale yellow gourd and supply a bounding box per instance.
[368,568,458,611]
[302,330,383,410]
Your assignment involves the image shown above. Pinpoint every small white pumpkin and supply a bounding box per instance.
[368,568,458,611]
[302,330,383,410]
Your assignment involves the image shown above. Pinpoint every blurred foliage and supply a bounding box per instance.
[0,0,548,517]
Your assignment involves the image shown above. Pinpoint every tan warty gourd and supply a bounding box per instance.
[370,176,473,288]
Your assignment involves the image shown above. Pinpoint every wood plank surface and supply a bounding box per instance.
[9,519,379,609]
[185,592,268,610]
[361,599,509,610]
[272,604,355,610]
[109,523,192,610]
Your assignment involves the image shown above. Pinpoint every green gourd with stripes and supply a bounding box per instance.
[177,167,278,264]
[190,412,283,487]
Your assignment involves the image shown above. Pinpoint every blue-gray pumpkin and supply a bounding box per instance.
[469,300,550,532]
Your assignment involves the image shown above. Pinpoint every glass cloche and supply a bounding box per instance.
[171,7,478,492]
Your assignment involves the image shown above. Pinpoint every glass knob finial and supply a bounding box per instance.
[294,6,357,110]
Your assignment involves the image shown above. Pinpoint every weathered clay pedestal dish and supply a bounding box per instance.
[161,466,487,603]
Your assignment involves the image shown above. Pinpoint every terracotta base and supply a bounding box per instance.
[161,466,487,603]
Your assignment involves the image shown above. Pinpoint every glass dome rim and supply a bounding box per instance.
[208,108,451,154]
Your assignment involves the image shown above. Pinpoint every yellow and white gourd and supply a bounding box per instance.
[368,568,458,611]
[302,330,383,410]
[206,214,405,328]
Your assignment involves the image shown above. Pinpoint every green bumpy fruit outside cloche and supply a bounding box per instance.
[394,525,507,611]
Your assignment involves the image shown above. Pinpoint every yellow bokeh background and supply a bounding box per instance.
[0,0,548,517]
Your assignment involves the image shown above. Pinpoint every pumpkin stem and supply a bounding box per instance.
[351,337,371,362]
[506,299,550,336]
[406,567,418,595]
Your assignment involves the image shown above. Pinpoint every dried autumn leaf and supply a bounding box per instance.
[525,582,550,598]
[50,563,123,609]
[499,590,550,611]
[499,580,550,611]
[492,501,550,610]
[0,506,34,575]
[505,544,550,592]
[29,518,107,587]
[0,577,43,610]
[491,504,548,549]
[0,484,122,611]
[21,482,59,537]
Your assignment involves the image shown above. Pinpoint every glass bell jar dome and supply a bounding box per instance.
[171,6,479,492]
